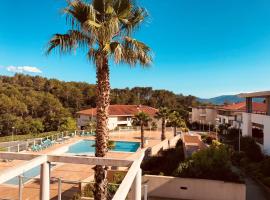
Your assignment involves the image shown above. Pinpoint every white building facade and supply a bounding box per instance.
[77,105,158,131]
[239,91,270,154]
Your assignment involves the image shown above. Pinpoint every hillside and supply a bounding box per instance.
[198,95,263,105]
[198,95,244,105]
[0,74,198,136]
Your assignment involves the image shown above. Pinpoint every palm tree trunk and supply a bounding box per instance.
[94,55,110,200]
[161,118,165,141]
[141,123,144,148]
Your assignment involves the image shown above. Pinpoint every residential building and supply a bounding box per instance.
[217,102,266,129]
[239,91,270,154]
[190,106,218,126]
[77,104,158,130]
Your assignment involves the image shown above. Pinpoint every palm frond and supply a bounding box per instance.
[64,0,97,29]
[121,36,152,66]
[46,30,89,55]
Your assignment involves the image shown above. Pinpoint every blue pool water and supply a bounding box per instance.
[5,164,56,185]
[5,166,41,185]
[67,140,140,154]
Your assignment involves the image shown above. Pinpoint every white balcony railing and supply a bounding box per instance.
[0,151,145,200]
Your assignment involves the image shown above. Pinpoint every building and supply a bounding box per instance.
[190,102,266,131]
[77,104,158,130]
[217,102,266,129]
[190,106,218,126]
[239,91,270,154]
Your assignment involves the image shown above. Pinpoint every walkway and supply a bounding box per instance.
[246,177,270,200]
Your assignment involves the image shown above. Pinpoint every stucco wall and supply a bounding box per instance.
[191,108,217,125]
[143,175,246,200]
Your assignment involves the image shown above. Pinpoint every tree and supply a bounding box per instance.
[155,107,170,140]
[169,111,186,136]
[45,0,152,199]
[59,117,77,131]
[133,112,151,148]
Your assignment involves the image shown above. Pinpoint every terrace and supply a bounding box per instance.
[0,151,144,200]
[0,130,177,199]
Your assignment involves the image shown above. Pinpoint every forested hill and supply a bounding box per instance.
[0,74,198,136]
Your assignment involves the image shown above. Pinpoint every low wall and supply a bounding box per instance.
[149,134,181,156]
[143,175,246,200]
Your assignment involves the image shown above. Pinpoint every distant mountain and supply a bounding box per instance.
[198,95,263,105]
[198,95,245,105]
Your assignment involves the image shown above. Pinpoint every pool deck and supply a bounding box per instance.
[0,130,175,199]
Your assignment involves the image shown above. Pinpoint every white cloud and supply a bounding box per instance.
[6,65,42,73]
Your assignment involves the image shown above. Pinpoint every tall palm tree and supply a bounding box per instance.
[133,112,150,148]
[169,111,186,136]
[46,0,152,199]
[155,107,170,141]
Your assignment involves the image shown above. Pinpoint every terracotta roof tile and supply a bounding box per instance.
[219,102,266,113]
[77,105,157,117]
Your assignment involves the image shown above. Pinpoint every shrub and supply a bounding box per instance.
[262,177,270,187]
[260,157,270,177]
[141,139,185,176]
[202,135,214,145]
[239,137,264,162]
[173,143,242,183]
[231,151,246,166]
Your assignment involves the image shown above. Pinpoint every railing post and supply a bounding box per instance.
[58,177,62,200]
[17,144,20,152]
[40,162,50,200]
[144,184,148,200]
[131,168,142,200]
[18,175,23,200]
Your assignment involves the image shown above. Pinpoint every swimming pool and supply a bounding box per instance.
[4,166,41,185]
[67,140,140,154]
[4,163,56,185]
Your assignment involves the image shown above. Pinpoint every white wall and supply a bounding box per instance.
[143,175,246,200]
[242,113,270,154]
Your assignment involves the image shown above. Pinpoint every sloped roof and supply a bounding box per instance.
[219,102,266,113]
[77,105,157,117]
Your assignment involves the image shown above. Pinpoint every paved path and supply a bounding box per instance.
[245,177,270,200]
[232,166,270,200]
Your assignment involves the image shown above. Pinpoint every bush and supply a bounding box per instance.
[173,143,242,183]
[141,139,185,176]
[262,177,270,187]
[238,137,264,162]
[202,135,214,145]
[231,151,246,166]
[260,157,270,177]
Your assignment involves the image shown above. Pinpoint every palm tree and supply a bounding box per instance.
[155,107,170,141]
[133,112,150,148]
[46,0,152,199]
[169,111,186,136]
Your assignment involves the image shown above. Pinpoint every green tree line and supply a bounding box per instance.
[0,74,199,136]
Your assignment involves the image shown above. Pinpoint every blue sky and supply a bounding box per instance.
[1,0,270,98]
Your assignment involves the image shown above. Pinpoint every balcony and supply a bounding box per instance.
[0,151,145,200]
